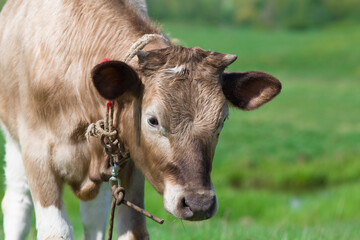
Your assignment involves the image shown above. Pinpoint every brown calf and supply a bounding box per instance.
[0,0,281,239]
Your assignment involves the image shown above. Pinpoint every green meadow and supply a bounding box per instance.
[146,22,360,240]
[1,2,360,238]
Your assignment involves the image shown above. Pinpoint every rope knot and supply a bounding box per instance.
[85,120,104,140]
[112,186,126,205]
[86,102,125,157]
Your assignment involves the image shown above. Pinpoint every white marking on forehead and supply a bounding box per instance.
[167,65,186,75]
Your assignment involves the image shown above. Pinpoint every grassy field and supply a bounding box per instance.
[1,2,360,238]
[145,22,360,239]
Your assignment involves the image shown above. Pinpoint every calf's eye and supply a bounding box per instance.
[148,117,159,127]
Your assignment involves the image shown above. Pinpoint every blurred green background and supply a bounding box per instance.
[148,0,360,29]
[1,0,360,239]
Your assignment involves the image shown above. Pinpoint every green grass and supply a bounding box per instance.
[1,6,360,239]
[163,22,360,82]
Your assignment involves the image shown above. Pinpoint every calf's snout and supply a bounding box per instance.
[163,183,218,221]
[181,190,217,221]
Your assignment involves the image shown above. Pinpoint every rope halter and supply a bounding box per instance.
[86,34,167,240]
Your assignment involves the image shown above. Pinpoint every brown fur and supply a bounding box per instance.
[0,0,167,207]
[92,44,281,203]
[0,0,281,237]
[138,46,229,135]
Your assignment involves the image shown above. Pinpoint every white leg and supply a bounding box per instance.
[116,165,148,240]
[20,132,73,240]
[1,131,33,240]
[34,202,73,240]
[80,183,112,240]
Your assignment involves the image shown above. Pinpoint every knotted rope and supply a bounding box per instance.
[86,101,127,159]
[87,100,164,240]
[86,34,166,240]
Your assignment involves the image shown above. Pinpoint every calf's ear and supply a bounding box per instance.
[91,61,141,100]
[221,71,281,110]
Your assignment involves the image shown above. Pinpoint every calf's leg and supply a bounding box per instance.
[80,183,112,240]
[22,136,73,240]
[1,131,33,240]
[116,163,149,240]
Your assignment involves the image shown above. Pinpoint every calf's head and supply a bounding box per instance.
[91,46,281,221]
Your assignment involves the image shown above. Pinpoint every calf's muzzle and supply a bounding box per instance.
[163,183,218,221]
[181,189,217,221]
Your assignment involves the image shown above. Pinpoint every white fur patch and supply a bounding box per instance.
[2,127,34,239]
[2,190,33,240]
[1,126,33,239]
[118,231,136,240]
[34,203,73,240]
[2,126,26,191]
[167,65,187,75]
[163,181,185,218]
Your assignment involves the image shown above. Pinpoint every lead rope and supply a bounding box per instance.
[87,34,167,240]
[87,100,164,240]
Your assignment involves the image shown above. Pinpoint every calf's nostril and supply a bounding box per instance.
[181,197,188,208]
[172,191,217,221]
[178,196,194,219]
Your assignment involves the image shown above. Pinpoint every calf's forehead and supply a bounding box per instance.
[139,45,227,77]
[144,70,227,135]
[140,46,230,133]
[143,46,210,67]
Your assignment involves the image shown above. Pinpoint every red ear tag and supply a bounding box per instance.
[101,58,110,63]
[106,101,112,113]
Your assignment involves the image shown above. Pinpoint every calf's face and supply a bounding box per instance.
[91,46,281,221]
